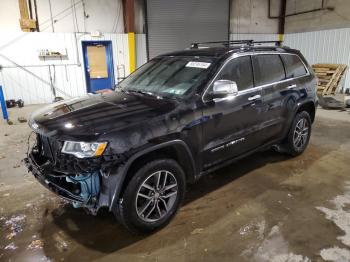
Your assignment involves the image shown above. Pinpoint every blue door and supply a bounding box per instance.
[82,41,115,93]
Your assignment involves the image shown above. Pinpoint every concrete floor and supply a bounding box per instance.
[0,105,350,262]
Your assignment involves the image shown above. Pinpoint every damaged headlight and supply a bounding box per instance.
[61,141,107,158]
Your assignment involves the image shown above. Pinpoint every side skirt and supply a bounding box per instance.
[196,138,283,180]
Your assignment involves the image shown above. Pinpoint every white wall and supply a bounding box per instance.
[0,0,148,105]
[284,28,350,93]
[0,0,124,33]
[230,31,350,93]
[0,32,150,104]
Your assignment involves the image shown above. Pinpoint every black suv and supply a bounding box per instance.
[25,40,317,234]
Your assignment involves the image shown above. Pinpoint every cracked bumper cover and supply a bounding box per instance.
[24,153,86,204]
[24,149,123,213]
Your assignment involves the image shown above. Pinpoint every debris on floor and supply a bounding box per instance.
[239,219,266,240]
[27,239,43,250]
[6,99,24,108]
[4,243,18,250]
[191,228,204,235]
[54,233,69,252]
[17,117,27,123]
[318,95,346,110]
[3,214,26,239]
[6,232,16,240]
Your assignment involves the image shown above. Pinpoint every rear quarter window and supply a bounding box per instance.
[280,54,308,78]
[252,54,285,86]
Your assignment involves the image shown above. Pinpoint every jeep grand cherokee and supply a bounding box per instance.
[25,40,317,234]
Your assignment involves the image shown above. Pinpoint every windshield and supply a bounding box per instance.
[119,56,216,98]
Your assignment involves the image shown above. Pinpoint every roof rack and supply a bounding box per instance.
[190,40,283,49]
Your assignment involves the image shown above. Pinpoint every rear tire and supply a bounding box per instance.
[118,159,186,234]
[284,111,312,156]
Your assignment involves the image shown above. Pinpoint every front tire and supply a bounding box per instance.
[118,159,186,234]
[285,111,312,156]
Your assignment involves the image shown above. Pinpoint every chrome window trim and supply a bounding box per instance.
[202,51,310,103]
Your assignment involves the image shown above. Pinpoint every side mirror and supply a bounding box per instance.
[212,80,238,98]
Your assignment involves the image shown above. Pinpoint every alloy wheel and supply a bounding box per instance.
[293,118,309,150]
[135,170,178,223]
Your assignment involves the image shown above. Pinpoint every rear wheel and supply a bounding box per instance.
[284,111,312,156]
[118,159,185,234]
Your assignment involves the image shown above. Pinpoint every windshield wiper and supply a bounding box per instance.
[127,89,163,99]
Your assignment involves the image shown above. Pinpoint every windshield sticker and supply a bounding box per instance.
[186,61,211,69]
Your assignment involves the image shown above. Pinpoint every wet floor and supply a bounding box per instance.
[1,106,350,261]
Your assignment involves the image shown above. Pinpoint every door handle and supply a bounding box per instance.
[287,84,297,90]
[248,94,261,101]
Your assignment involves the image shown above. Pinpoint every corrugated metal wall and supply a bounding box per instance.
[284,28,350,92]
[147,0,229,59]
[0,33,147,104]
[230,31,350,92]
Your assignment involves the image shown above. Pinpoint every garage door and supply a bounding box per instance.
[146,0,229,59]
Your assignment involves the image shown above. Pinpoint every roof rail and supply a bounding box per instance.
[190,40,283,49]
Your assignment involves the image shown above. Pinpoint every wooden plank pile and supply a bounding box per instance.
[312,64,347,96]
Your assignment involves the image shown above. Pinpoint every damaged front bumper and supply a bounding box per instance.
[24,152,100,208]
[24,134,123,214]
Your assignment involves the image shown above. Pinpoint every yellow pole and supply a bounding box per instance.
[128,32,136,73]
[278,34,284,42]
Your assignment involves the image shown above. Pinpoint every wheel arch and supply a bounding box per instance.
[110,140,196,213]
[296,100,316,123]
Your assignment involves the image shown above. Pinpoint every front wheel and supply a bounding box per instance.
[284,111,312,156]
[118,159,186,234]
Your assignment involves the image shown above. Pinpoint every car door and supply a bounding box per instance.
[252,54,289,143]
[280,53,310,115]
[200,55,264,170]
[253,53,309,143]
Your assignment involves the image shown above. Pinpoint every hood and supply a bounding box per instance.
[29,91,178,140]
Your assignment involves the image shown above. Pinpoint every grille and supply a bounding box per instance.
[38,134,54,160]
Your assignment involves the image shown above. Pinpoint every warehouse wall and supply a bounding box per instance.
[0,0,125,33]
[0,0,147,104]
[232,0,350,34]
[285,0,350,33]
[0,32,147,104]
[229,30,350,93]
[230,0,280,34]
[284,28,350,93]
[230,33,279,41]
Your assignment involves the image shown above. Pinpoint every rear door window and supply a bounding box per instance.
[216,56,254,91]
[280,54,308,78]
[252,54,286,86]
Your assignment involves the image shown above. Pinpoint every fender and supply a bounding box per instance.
[295,98,317,120]
[109,139,196,212]
[282,98,316,138]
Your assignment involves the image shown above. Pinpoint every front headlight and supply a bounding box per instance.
[61,141,107,158]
